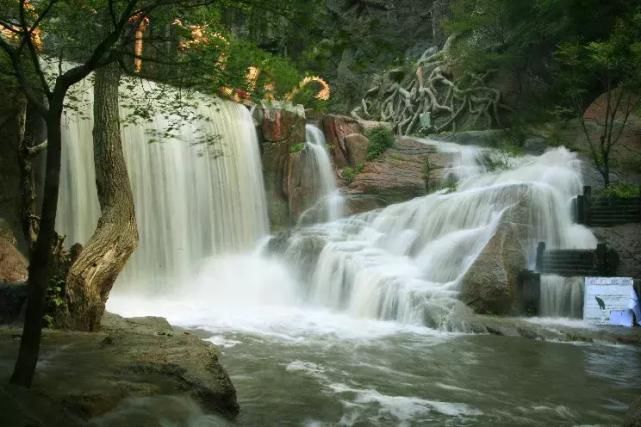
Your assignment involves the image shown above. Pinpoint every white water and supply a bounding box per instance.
[107,140,596,331]
[56,77,268,292]
[278,143,597,327]
[299,124,344,223]
[539,275,584,318]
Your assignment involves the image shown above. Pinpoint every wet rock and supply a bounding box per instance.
[473,314,641,346]
[264,231,327,281]
[343,193,388,215]
[0,313,239,425]
[321,114,363,168]
[344,133,369,167]
[287,146,326,223]
[347,137,455,208]
[460,222,528,315]
[523,136,547,155]
[259,105,306,229]
[264,230,292,256]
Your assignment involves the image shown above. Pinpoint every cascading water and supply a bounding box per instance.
[297,124,344,223]
[56,76,269,292]
[280,142,596,326]
[539,275,584,318]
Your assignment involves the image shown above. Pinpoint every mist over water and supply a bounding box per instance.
[55,80,639,425]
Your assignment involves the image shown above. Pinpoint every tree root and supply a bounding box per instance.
[351,36,505,135]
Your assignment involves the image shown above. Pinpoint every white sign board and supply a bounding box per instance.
[583,277,638,326]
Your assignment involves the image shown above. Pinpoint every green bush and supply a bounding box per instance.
[341,164,364,184]
[596,183,641,199]
[366,126,395,160]
[290,143,306,153]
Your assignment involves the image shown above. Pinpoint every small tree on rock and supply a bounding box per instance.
[556,12,641,187]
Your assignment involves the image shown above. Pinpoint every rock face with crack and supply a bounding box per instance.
[0,314,238,426]
[345,137,457,213]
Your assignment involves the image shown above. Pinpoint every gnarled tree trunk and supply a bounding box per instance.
[64,63,138,331]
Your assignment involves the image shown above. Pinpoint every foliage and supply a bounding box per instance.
[341,163,363,184]
[289,142,305,153]
[289,81,328,112]
[445,0,639,119]
[44,276,66,328]
[366,126,394,160]
[555,10,641,187]
[595,182,641,199]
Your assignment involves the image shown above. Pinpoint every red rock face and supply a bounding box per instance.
[583,89,641,156]
[259,107,306,229]
[584,90,640,124]
[321,115,363,168]
[262,108,303,143]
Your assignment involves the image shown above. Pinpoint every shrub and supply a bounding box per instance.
[290,143,306,153]
[596,183,641,199]
[366,126,395,160]
[341,164,364,184]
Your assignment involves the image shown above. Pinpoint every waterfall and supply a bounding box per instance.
[539,275,584,318]
[299,124,344,223]
[56,76,269,292]
[278,144,597,327]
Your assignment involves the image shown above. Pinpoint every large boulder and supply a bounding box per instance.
[258,105,306,229]
[459,222,528,315]
[321,114,363,168]
[344,133,369,167]
[0,314,239,425]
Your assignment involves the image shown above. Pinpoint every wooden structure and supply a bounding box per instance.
[576,186,641,227]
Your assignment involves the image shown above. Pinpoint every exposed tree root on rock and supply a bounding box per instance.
[352,36,508,135]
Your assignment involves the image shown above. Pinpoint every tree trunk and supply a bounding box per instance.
[19,101,46,251]
[64,63,138,331]
[10,97,65,387]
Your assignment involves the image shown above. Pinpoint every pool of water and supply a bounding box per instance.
[109,296,641,426]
